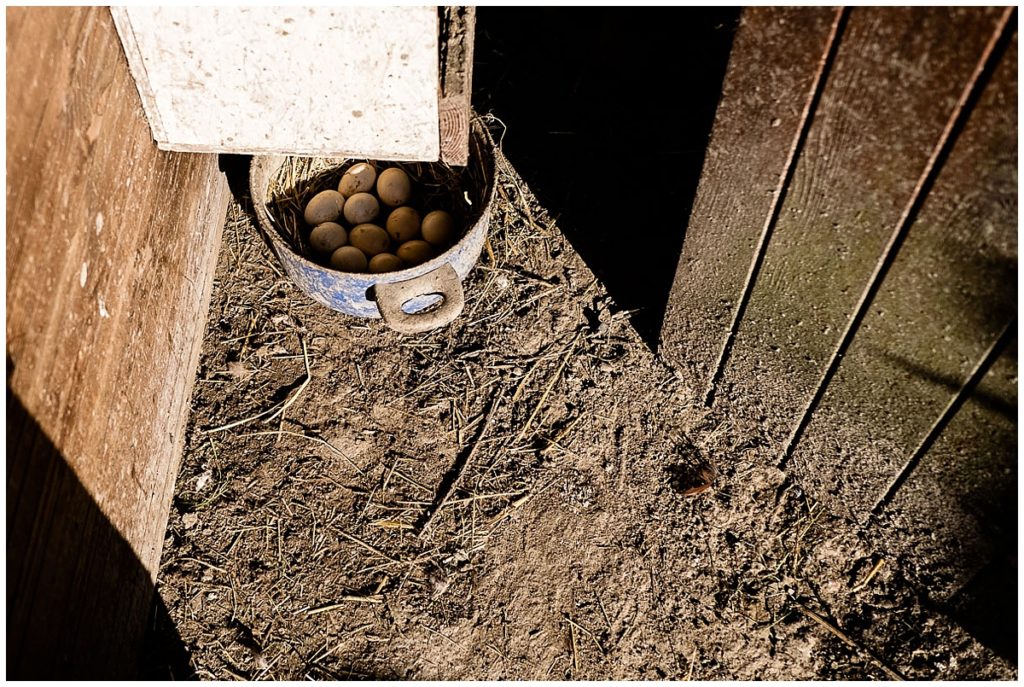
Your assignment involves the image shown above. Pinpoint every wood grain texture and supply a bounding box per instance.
[658,7,840,400]
[713,7,1006,443]
[787,33,1017,520]
[7,6,228,676]
[111,6,441,160]
[880,336,1016,604]
[439,6,476,166]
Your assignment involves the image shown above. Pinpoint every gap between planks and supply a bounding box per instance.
[871,318,1016,516]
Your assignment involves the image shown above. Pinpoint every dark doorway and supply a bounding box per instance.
[473,7,741,349]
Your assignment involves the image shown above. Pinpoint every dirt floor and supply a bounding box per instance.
[150,137,1016,680]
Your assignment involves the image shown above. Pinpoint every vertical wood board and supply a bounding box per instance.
[713,7,1006,443]
[659,7,840,399]
[7,6,229,676]
[439,6,476,166]
[787,34,1017,520]
[111,6,441,159]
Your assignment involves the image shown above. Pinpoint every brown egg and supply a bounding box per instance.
[396,239,433,266]
[338,162,376,197]
[421,210,456,246]
[349,223,390,257]
[309,222,348,254]
[343,192,380,225]
[303,190,345,226]
[386,206,421,243]
[368,253,404,274]
[376,167,412,207]
[330,245,368,272]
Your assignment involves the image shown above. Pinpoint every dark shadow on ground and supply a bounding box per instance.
[7,356,194,679]
[472,7,741,350]
[220,153,253,206]
[946,508,1017,664]
[946,343,1018,666]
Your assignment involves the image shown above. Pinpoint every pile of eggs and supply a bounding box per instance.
[302,163,457,274]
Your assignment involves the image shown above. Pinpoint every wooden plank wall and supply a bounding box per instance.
[710,7,1007,441]
[659,7,841,402]
[7,7,230,677]
[660,2,1016,617]
[788,31,1018,521]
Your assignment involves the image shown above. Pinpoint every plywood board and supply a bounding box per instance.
[658,7,840,400]
[7,6,229,676]
[711,7,1006,444]
[787,32,1017,520]
[110,6,441,160]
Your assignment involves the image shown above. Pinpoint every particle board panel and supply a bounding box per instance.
[787,32,1017,521]
[7,6,229,676]
[110,6,441,160]
[712,7,1007,444]
[658,7,840,400]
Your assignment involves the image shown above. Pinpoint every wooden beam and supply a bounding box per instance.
[6,6,229,677]
[439,6,476,166]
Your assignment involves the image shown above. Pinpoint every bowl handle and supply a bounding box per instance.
[375,264,465,334]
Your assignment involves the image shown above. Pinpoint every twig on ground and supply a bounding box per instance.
[371,520,414,530]
[568,617,580,673]
[203,335,312,434]
[305,596,385,615]
[486,478,558,528]
[564,615,605,655]
[515,333,581,444]
[177,557,227,574]
[851,559,885,593]
[238,430,364,477]
[419,622,458,646]
[336,530,399,564]
[685,648,698,681]
[418,386,506,537]
[796,602,904,681]
[541,414,585,456]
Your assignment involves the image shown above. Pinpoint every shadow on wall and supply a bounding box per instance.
[6,356,193,679]
[473,7,741,350]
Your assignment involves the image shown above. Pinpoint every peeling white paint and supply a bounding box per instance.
[80,262,88,288]
[99,297,110,318]
[95,212,105,235]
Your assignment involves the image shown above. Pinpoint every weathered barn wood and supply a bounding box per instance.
[439,6,476,166]
[111,6,466,162]
[7,6,229,677]
[786,32,1017,521]
[880,334,1016,603]
[659,7,841,400]
[659,8,1016,657]
[709,7,1007,444]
